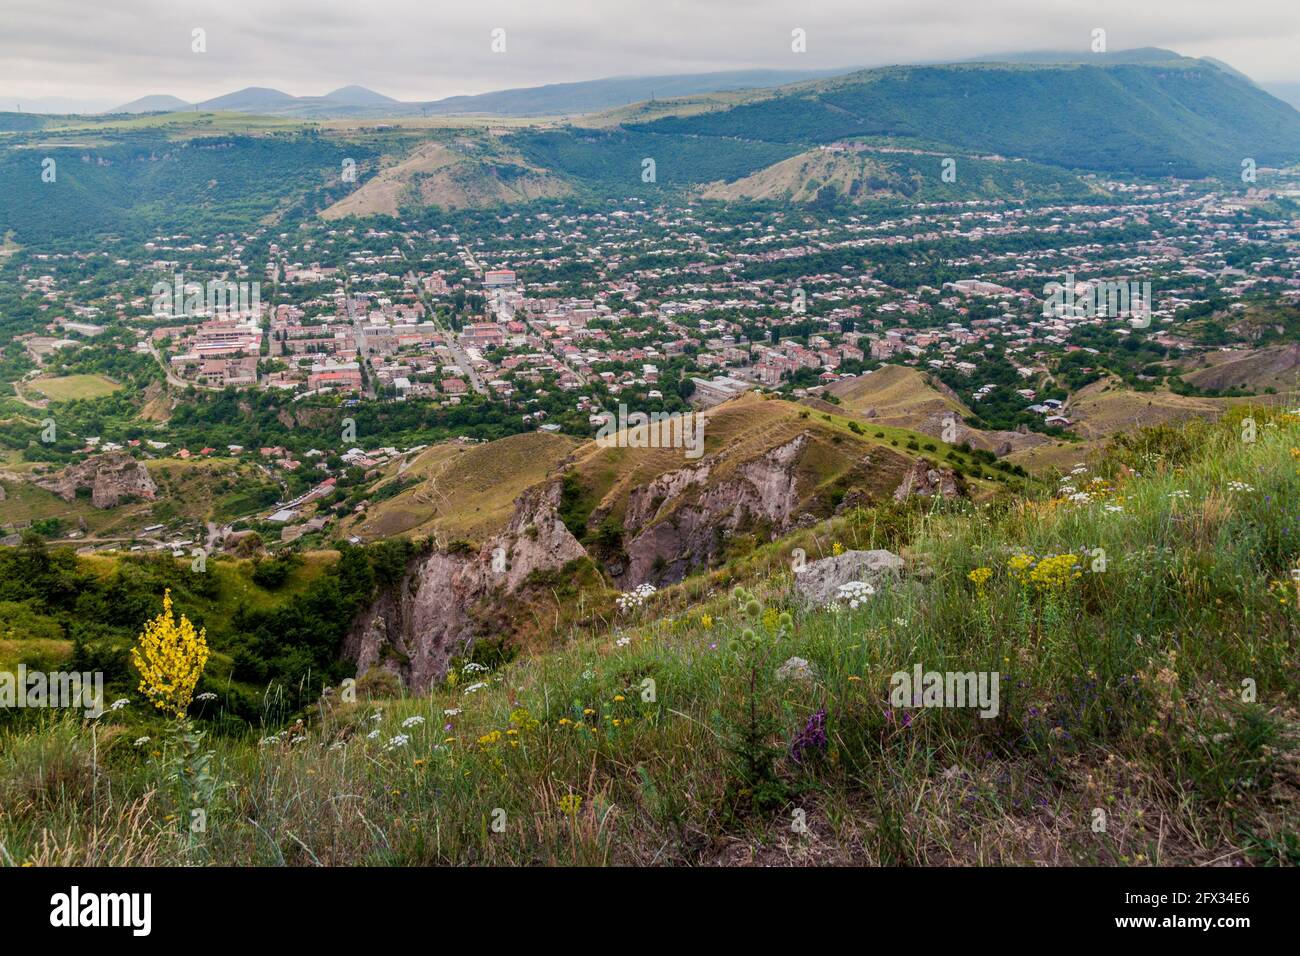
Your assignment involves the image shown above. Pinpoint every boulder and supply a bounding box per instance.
[794,548,903,606]
[775,656,817,684]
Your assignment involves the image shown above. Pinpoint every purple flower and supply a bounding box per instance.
[790,707,828,765]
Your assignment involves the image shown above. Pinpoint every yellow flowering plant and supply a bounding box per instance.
[967,566,993,595]
[131,589,209,719]
[130,590,220,851]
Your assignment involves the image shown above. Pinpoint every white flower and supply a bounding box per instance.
[462,662,489,674]
[133,736,151,747]
[290,735,307,745]
[329,741,346,751]
[110,698,129,711]
[837,580,876,609]
[260,734,283,746]
[401,715,425,728]
[1104,504,1123,513]
[443,708,462,717]
[384,733,410,752]
[462,681,488,695]
[581,669,595,681]
[1168,489,1190,500]
[1226,481,1254,493]
[366,729,380,740]
[893,617,908,627]
[370,710,383,722]
[196,692,217,701]
[616,582,657,612]
[615,636,631,647]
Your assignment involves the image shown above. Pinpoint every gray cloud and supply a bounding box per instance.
[3,0,1299,108]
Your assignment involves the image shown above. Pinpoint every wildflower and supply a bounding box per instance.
[557,794,583,815]
[790,707,828,765]
[110,698,130,711]
[133,736,151,747]
[615,636,631,647]
[442,708,461,716]
[613,695,625,702]
[1028,553,1081,592]
[130,590,208,719]
[893,617,908,627]
[1008,552,1036,585]
[462,662,489,674]
[195,692,216,701]
[462,681,488,695]
[836,580,876,609]
[967,566,993,594]
[832,542,844,556]
[700,614,713,629]
[1226,481,1254,493]
[366,729,380,740]
[616,582,657,612]
[401,715,425,728]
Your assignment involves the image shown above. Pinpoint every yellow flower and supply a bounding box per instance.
[1008,553,1036,585]
[613,695,625,702]
[700,614,713,629]
[1028,554,1081,592]
[832,542,844,556]
[557,794,583,815]
[130,589,208,719]
[967,566,993,594]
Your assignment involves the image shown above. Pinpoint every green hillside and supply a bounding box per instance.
[631,61,1300,177]
[2,408,1297,865]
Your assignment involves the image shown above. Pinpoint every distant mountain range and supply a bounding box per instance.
[104,69,853,118]
[5,52,1295,119]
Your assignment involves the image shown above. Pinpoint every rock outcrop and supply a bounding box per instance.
[893,459,961,502]
[618,435,807,587]
[344,480,585,691]
[793,548,903,606]
[35,452,157,508]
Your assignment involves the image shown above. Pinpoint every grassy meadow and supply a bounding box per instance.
[1,408,1298,866]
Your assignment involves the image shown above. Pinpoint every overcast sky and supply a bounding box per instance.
[4,0,1300,109]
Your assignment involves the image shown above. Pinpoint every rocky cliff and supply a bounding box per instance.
[343,479,585,691]
[35,452,157,508]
